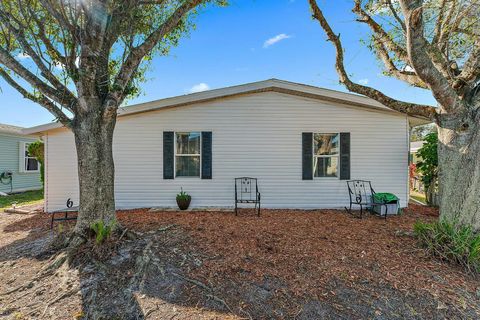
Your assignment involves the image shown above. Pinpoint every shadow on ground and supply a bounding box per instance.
[0,207,479,319]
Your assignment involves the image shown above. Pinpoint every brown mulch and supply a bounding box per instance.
[118,205,475,305]
[1,204,479,319]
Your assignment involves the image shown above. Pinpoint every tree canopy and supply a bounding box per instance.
[0,0,225,127]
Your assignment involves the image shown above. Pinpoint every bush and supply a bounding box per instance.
[414,220,480,273]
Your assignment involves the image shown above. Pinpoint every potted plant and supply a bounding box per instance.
[176,188,191,210]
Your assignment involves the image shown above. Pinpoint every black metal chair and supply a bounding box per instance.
[235,177,261,216]
[345,180,387,219]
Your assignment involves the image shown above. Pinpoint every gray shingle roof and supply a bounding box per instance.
[0,123,25,135]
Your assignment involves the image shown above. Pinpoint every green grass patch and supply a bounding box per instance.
[410,194,427,204]
[0,189,44,211]
[414,220,480,273]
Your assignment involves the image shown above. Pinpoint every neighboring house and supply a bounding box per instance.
[0,123,42,194]
[410,140,425,164]
[24,79,429,212]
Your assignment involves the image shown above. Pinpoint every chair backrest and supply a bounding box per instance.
[347,180,374,205]
[235,177,258,201]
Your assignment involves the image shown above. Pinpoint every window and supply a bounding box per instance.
[313,133,339,178]
[175,132,201,177]
[20,142,39,173]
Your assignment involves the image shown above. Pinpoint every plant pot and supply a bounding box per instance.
[176,196,191,210]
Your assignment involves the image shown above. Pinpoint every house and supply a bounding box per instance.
[24,79,429,212]
[410,140,425,164]
[0,123,42,194]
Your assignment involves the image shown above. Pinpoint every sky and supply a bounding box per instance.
[0,0,436,128]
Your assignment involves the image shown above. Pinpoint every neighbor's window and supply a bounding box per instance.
[313,133,339,178]
[21,142,39,172]
[175,132,201,177]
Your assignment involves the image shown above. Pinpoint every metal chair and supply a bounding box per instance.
[345,180,387,219]
[235,177,261,216]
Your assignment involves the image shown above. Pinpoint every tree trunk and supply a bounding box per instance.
[438,121,480,229]
[72,104,118,237]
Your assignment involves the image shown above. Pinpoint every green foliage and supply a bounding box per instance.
[362,0,479,81]
[176,188,191,201]
[27,141,45,186]
[414,219,480,273]
[0,0,228,102]
[416,133,438,190]
[411,124,436,142]
[90,220,115,245]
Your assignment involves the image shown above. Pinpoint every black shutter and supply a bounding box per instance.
[302,132,313,180]
[201,131,212,179]
[163,131,174,179]
[340,132,351,180]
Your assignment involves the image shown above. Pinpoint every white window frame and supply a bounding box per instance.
[19,142,40,173]
[174,132,202,178]
[313,133,340,179]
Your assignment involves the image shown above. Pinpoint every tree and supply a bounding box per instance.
[416,132,439,205]
[308,0,480,228]
[0,0,223,242]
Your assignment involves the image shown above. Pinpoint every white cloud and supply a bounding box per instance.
[404,65,414,72]
[16,52,30,60]
[188,83,210,93]
[263,34,291,48]
[358,78,369,85]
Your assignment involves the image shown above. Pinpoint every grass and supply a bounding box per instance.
[410,190,427,204]
[0,189,44,211]
[414,219,480,274]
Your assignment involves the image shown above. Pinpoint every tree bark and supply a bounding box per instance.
[437,111,480,229]
[72,101,118,237]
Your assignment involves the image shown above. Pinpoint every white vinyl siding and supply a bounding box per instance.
[43,91,409,212]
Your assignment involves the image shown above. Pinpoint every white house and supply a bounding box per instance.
[24,79,429,212]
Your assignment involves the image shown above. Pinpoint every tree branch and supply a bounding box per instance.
[453,37,480,90]
[400,0,461,111]
[0,9,77,107]
[353,0,409,62]
[0,46,74,109]
[0,68,71,126]
[309,0,436,120]
[372,37,428,89]
[109,0,205,105]
[386,0,406,30]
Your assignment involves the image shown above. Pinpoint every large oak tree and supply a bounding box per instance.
[0,0,223,240]
[308,0,480,228]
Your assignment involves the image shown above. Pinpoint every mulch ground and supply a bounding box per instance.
[1,204,479,319]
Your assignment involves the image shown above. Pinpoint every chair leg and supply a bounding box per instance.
[257,201,261,217]
[360,204,363,219]
[345,203,352,214]
[235,202,238,216]
[50,213,54,229]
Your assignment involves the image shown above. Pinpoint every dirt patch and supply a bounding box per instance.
[1,206,479,319]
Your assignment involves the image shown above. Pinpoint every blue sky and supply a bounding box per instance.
[0,0,435,128]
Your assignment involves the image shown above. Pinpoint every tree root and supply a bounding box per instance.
[41,288,80,317]
[171,272,233,313]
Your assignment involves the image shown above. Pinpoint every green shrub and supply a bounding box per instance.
[90,220,115,245]
[27,140,45,187]
[414,219,480,273]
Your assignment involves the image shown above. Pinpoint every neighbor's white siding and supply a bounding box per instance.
[44,92,409,212]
